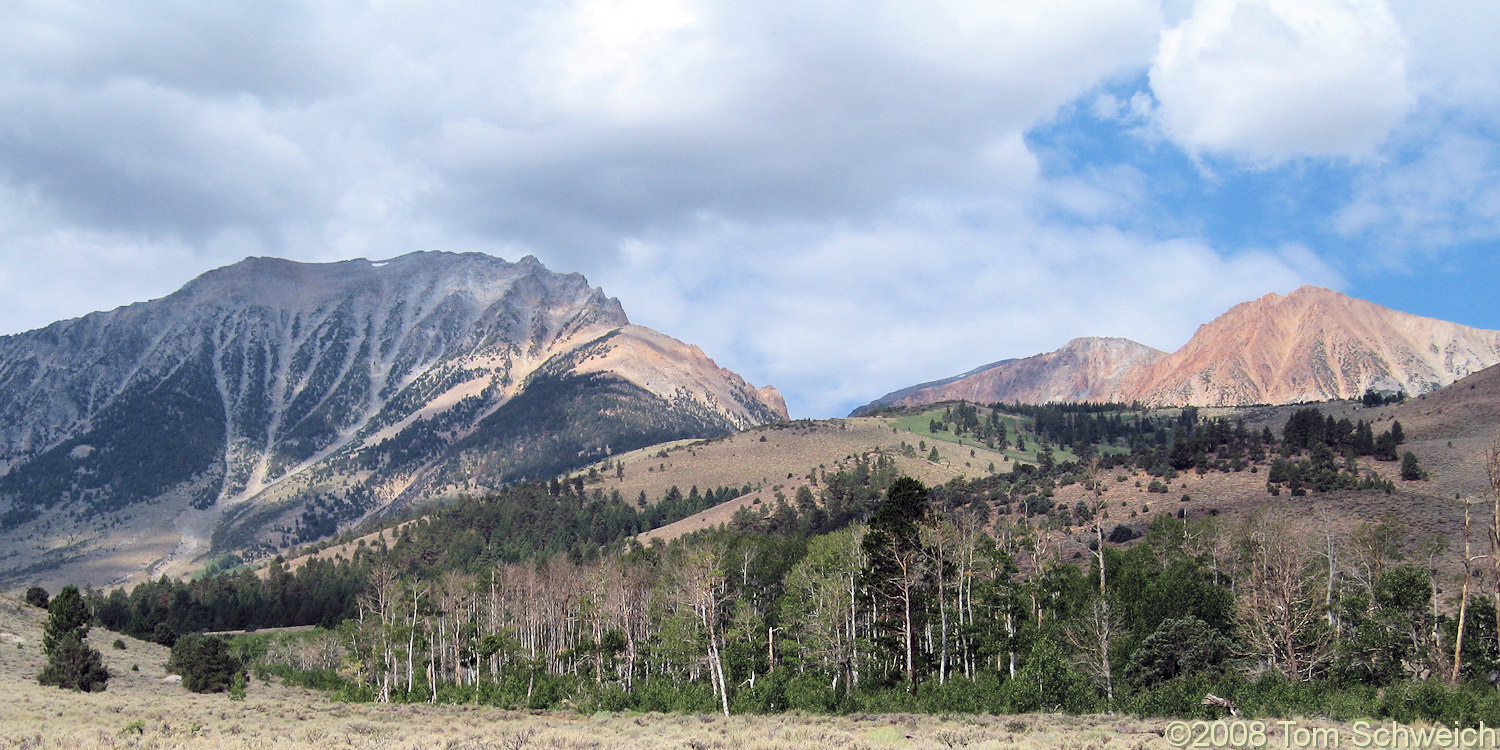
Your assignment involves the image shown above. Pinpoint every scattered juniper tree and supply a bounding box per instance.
[168,634,244,693]
[37,585,110,692]
[23,586,48,609]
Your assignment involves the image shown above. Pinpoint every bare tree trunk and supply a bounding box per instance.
[1452,497,1477,684]
[1235,515,1330,682]
[1089,462,1114,704]
[904,582,916,691]
[407,584,420,697]
[1488,440,1500,682]
[1005,610,1016,679]
[849,573,859,688]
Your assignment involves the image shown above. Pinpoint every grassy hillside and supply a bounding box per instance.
[259,377,1499,578]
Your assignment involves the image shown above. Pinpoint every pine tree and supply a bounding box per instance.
[37,585,110,692]
[1401,452,1427,481]
[862,477,932,693]
[169,634,243,693]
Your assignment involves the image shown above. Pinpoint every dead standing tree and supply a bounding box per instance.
[1071,459,1117,703]
[1452,493,1486,684]
[1234,514,1332,681]
[1487,439,1500,679]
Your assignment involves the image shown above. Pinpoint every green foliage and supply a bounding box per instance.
[23,586,48,609]
[1400,451,1427,480]
[1125,672,1251,719]
[1336,565,1433,684]
[169,634,244,693]
[862,477,931,688]
[1002,639,1096,714]
[228,671,248,701]
[1125,616,1235,689]
[120,400,1484,724]
[1363,389,1406,407]
[38,633,110,692]
[38,586,109,692]
[42,585,90,654]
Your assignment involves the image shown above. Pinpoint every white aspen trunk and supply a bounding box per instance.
[428,623,437,704]
[711,634,730,717]
[1005,610,1016,679]
[1453,498,1475,685]
[849,574,859,688]
[939,592,949,685]
[903,584,915,692]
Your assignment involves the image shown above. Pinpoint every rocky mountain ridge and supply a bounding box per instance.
[854,337,1166,414]
[0,251,785,587]
[857,286,1500,412]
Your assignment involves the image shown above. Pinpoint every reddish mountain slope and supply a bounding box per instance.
[1126,286,1500,406]
[856,286,1500,412]
[856,337,1166,412]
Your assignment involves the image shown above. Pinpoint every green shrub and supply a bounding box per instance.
[1125,617,1234,689]
[168,634,243,693]
[781,672,843,714]
[999,639,1097,714]
[635,678,715,713]
[23,586,49,609]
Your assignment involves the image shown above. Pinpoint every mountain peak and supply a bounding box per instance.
[1124,288,1500,406]
[856,288,1500,413]
[854,336,1165,414]
[0,251,782,588]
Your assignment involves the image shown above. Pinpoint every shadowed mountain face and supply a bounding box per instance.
[0,252,785,586]
[857,287,1500,413]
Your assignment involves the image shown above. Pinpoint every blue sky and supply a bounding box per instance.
[0,0,1497,418]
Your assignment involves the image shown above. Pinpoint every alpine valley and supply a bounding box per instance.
[0,252,786,589]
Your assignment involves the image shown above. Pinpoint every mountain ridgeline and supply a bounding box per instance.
[0,252,785,585]
[857,286,1500,414]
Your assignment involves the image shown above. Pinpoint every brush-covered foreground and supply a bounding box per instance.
[0,594,1479,750]
[3,592,1174,750]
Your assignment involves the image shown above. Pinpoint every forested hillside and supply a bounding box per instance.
[50,396,1500,724]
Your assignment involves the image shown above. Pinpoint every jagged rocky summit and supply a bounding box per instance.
[0,251,785,586]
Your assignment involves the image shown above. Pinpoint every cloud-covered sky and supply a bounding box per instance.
[1,0,1497,418]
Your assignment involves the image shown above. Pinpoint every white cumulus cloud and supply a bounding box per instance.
[1150,0,1414,164]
